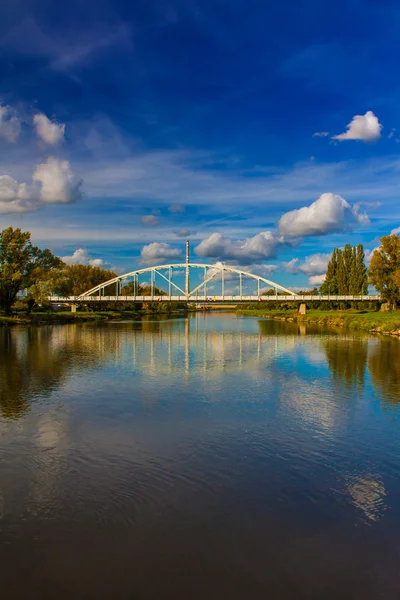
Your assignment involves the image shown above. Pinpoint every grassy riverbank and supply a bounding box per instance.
[0,310,188,325]
[0,311,112,325]
[237,308,400,335]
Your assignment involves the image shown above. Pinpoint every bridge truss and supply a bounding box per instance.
[76,262,296,301]
[44,262,380,303]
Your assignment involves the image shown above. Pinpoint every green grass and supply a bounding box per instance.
[236,308,400,334]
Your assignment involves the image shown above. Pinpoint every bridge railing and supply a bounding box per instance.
[48,294,381,302]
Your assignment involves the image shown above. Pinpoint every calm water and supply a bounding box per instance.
[1,314,400,599]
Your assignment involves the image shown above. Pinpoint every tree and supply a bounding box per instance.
[54,264,117,296]
[122,281,167,296]
[351,244,368,295]
[0,227,63,314]
[368,234,400,309]
[320,244,368,296]
[320,248,339,294]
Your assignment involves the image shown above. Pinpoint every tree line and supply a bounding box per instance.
[0,226,171,314]
[320,235,400,309]
[320,244,368,295]
[1,226,400,314]
[0,227,117,314]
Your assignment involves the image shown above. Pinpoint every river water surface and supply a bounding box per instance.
[1,313,400,599]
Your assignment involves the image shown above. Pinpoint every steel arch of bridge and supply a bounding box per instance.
[78,262,296,300]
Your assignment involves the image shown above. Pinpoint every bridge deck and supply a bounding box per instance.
[48,295,381,303]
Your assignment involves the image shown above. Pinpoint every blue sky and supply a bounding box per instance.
[1,0,400,290]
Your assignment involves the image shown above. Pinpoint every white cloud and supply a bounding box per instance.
[0,174,38,213]
[0,105,21,143]
[0,158,82,213]
[391,226,400,236]
[242,263,278,277]
[278,193,369,237]
[33,113,65,145]
[60,248,110,267]
[284,253,330,276]
[168,203,185,213]
[140,242,182,265]
[174,228,191,238]
[141,215,161,226]
[333,111,382,142]
[33,157,82,204]
[195,231,282,264]
[364,247,380,266]
[308,274,326,286]
[313,131,329,137]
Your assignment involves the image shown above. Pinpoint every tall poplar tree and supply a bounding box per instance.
[320,248,339,294]
[320,243,367,295]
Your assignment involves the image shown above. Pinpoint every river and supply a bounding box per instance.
[1,313,400,599]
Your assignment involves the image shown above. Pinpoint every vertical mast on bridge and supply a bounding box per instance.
[185,240,190,297]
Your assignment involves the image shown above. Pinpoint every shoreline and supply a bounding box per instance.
[0,310,188,326]
[236,309,400,336]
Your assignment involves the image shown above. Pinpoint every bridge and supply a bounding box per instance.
[48,252,379,304]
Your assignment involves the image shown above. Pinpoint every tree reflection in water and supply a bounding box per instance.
[322,336,368,394]
[0,325,118,420]
[368,336,400,405]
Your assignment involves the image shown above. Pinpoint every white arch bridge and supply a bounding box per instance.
[48,262,379,304]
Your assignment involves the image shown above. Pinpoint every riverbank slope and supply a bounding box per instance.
[237,309,400,335]
[0,310,188,325]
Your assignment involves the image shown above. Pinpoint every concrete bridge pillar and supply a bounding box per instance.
[71,304,77,313]
[298,303,307,315]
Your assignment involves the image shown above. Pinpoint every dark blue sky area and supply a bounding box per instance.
[0,0,399,288]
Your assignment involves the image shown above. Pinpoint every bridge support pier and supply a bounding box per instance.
[71,304,77,313]
[298,303,307,315]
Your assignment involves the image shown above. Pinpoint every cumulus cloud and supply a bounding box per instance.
[141,215,161,226]
[195,231,282,264]
[140,242,182,265]
[33,157,82,204]
[168,203,185,213]
[284,253,330,276]
[309,274,326,286]
[0,157,82,212]
[174,228,191,238]
[33,113,65,145]
[204,262,278,287]
[0,105,21,142]
[333,111,382,142]
[278,193,369,237]
[0,175,38,213]
[313,131,329,137]
[61,248,110,267]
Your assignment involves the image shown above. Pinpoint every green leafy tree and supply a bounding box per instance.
[54,264,117,296]
[122,281,167,296]
[320,244,367,296]
[350,244,368,294]
[369,234,400,309]
[0,227,63,314]
[320,248,339,294]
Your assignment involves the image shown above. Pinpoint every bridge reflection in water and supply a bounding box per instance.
[1,314,400,423]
